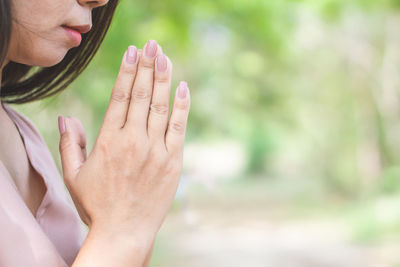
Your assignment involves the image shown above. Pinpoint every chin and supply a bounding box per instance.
[10,44,70,68]
[31,49,69,67]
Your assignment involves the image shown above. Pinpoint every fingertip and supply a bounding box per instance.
[164,55,173,70]
[126,45,138,64]
[156,54,168,73]
[177,81,189,99]
[158,45,164,55]
[144,40,158,58]
[58,116,66,135]
[64,116,70,132]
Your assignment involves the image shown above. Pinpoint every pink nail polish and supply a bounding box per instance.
[126,46,137,64]
[157,54,167,72]
[178,81,188,99]
[145,40,158,58]
[58,116,65,135]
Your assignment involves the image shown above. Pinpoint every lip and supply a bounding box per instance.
[64,24,92,34]
[61,24,91,47]
[62,26,82,47]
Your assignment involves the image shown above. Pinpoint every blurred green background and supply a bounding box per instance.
[11,0,400,266]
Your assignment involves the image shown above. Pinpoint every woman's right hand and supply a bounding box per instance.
[58,40,190,252]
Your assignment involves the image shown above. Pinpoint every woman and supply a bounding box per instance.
[0,0,190,266]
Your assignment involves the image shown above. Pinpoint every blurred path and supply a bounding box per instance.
[153,192,400,267]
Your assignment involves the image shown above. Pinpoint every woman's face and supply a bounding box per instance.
[7,0,109,67]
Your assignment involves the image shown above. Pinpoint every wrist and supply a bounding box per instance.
[87,224,151,264]
[90,219,157,246]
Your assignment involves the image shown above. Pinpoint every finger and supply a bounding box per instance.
[58,116,88,181]
[68,117,88,161]
[165,81,191,155]
[102,46,139,130]
[147,54,172,143]
[125,40,162,132]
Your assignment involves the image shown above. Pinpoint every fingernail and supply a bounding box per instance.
[58,116,66,135]
[157,54,167,72]
[178,81,188,99]
[126,45,137,64]
[145,40,158,58]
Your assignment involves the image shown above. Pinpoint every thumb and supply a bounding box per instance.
[58,116,87,182]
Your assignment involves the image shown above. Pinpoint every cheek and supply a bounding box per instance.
[8,0,74,67]
[7,26,70,67]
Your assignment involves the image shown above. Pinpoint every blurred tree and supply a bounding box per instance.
[14,0,400,197]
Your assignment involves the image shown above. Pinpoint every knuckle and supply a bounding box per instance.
[174,101,190,110]
[126,136,150,155]
[96,138,111,154]
[111,90,131,103]
[139,58,155,70]
[95,133,115,154]
[155,73,170,84]
[120,63,137,75]
[132,89,151,102]
[59,137,73,152]
[150,103,169,116]
[165,160,181,176]
[150,151,168,167]
[169,121,186,135]
[125,138,137,150]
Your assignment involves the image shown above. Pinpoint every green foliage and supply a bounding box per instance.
[16,0,400,197]
[380,166,400,193]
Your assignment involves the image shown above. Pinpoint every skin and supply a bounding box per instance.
[1,0,190,266]
[8,0,100,66]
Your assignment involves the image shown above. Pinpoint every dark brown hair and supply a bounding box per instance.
[0,0,119,104]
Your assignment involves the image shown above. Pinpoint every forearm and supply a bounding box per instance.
[72,227,148,267]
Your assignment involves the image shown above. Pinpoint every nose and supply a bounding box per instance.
[79,0,109,8]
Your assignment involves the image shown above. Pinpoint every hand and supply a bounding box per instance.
[58,40,190,251]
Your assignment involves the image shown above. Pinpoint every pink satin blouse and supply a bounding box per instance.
[0,102,88,267]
